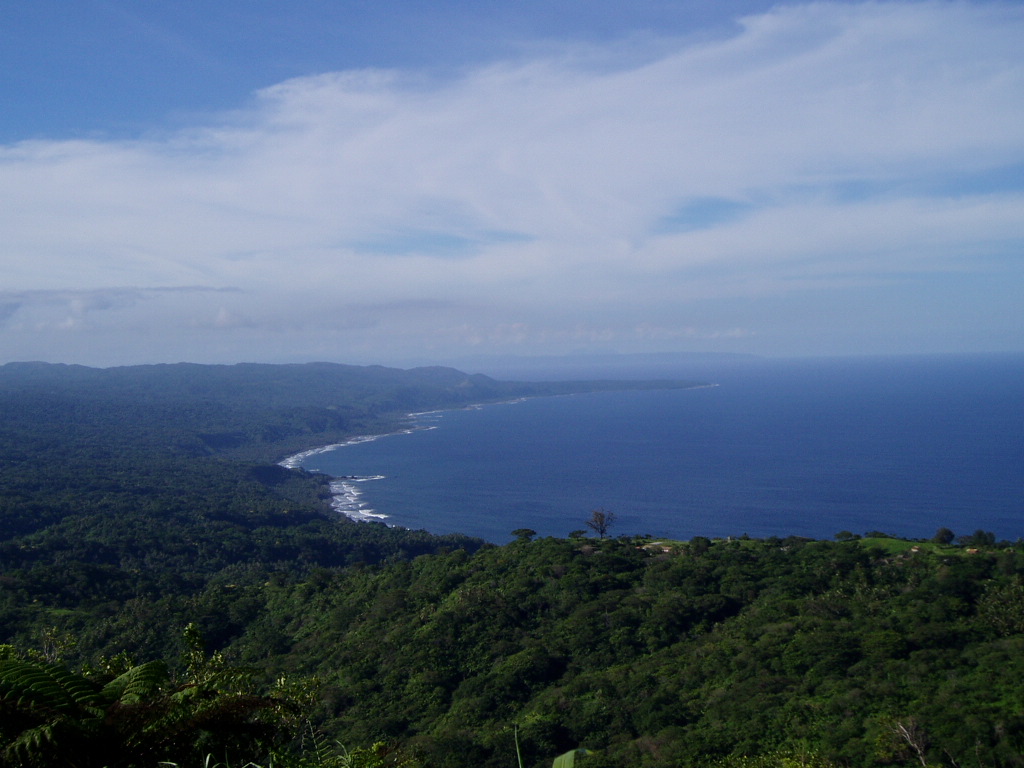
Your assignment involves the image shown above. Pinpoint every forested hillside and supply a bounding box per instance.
[192,532,1023,768]
[0,362,1021,768]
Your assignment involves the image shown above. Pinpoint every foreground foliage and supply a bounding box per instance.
[0,626,302,768]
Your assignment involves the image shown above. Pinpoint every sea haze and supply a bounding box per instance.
[297,354,1024,543]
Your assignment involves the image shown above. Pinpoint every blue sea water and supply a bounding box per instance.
[297,355,1024,544]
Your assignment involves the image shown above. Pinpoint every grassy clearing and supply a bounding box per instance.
[857,537,964,556]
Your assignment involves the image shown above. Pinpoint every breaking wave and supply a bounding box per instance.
[278,422,439,523]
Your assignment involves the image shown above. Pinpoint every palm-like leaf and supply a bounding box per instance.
[0,653,295,768]
[100,660,169,706]
[0,660,105,766]
[0,659,102,712]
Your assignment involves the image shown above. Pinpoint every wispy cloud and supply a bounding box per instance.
[0,287,240,330]
[1,1,1022,364]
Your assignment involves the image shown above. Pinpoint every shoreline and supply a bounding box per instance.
[278,421,433,524]
[277,385,711,469]
[278,385,714,526]
[277,397,536,524]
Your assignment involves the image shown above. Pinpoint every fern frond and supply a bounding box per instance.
[102,660,169,705]
[3,722,58,764]
[0,660,101,715]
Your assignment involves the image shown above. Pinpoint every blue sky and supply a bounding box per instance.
[1,0,1022,367]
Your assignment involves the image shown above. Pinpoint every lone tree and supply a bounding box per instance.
[932,527,955,545]
[585,508,616,538]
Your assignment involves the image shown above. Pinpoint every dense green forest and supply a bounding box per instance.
[1,362,1022,767]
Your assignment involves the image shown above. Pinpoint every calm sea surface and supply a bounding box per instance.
[297,355,1024,543]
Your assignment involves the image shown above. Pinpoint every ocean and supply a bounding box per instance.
[293,354,1023,544]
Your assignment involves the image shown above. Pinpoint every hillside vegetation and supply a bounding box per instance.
[0,362,1020,768]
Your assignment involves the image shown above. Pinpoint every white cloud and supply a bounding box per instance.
[1,1,1022,364]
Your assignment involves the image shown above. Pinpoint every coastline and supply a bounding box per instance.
[278,422,432,524]
[278,429,415,470]
[277,383,710,470]
[277,397,537,524]
[278,384,714,527]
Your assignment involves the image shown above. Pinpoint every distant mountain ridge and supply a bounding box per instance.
[0,360,703,462]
